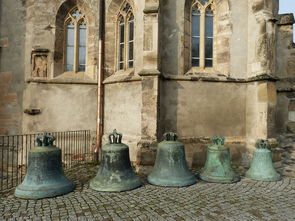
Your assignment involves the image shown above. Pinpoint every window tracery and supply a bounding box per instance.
[191,0,215,68]
[117,2,134,71]
[64,8,87,72]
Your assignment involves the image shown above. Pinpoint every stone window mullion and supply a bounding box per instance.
[199,10,206,69]
[73,20,78,73]
[124,16,128,69]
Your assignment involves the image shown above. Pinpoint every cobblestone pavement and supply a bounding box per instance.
[0,164,295,221]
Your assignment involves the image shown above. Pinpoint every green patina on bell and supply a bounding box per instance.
[90,130,142,192]
[15,134,75,199]
[147,132,196,187]
[245,139,281,182]
[200,136,240,183]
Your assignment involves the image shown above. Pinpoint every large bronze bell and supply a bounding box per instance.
[148,132,196,187]
[90,130,142,192]
[200,136,240,183]
[245,139,281,182]
[15,134,75,199]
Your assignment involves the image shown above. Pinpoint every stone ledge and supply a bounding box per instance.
[163,73,278,83]
[277,13,295,26]
[143,5,159,14]
[138,69,161,77]
[277,77,295,92]
[26,78,97,85]
[103,73,141,85]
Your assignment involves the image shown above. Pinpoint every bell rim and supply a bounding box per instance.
[245,171,281,182]
[199,174,240,183]
[147,175,197,187]
[14,182,75,199]
[89,180,142,192]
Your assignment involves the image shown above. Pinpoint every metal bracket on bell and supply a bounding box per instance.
[36,134,56,147]
[211,136,225,147]
[109,129,123,144]
[256,139,268,149]
[163,132,178,141]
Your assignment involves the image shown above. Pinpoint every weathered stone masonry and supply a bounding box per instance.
[0,0,294,171]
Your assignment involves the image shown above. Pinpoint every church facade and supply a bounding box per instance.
[0,0,294,169]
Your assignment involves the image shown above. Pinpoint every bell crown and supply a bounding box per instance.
[109,129,123,144]
[211,136,225,146]
[256,139,268,149]
[36,134,55,147]
[163,132,178,141]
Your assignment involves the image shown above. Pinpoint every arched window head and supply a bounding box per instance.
[64,8,87,72]
[117,2,134,71]
[191,0,215,68]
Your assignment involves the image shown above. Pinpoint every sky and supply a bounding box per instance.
[279,0,295,40]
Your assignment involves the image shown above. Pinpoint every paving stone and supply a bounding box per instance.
[1,165,295,221]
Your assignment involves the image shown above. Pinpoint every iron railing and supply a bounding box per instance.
[0,130,93,191]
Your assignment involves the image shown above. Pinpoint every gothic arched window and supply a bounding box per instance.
[191,0,214,68]
[64,8,87,72]
[117,2,134,70]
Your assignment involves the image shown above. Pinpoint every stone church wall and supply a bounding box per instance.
[0,0,26,135]
[0,0,294,170]
[21,0,99,134]
[276,13,295,134]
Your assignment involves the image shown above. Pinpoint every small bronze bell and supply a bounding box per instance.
[90,130,142,192]
[245,139,281,182]
[147,132,196,187]
[15,134,75,199]
[200,136,240,183]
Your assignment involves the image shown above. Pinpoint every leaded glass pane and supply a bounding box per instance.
[128,15,134,69]
[119,44,124,70]
[65,21,75,71]
[119,19,124,43]
[205,9,213,67]
[192,59,200,67]
[78,22,86,72]
[66,46,74,71]
[200,0,209,5]
[192,12,200,37]
[118,17,125,70]
[205,59,212,67]
[205,38,213,59]
[129,42,134,60]
[129,16,134,41]
[192,38,200,58]
[72,9,83,21]
[205,15,213,37]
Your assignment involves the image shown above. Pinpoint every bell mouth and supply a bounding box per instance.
[147,174,197,187]
[14,181,75,199]
[199,174,240,184]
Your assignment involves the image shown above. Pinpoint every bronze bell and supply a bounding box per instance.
[245,139,281,182]
[15,134,75,199]
[148,132,196,187]
[200,136,240,183]
[90,129,142,192]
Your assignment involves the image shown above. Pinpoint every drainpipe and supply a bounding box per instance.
[95,0,105,164]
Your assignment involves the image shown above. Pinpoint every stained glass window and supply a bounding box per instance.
[205,8,213,67]
[119,17,125,70]
[64,8,87,73]
[128,14,134,68]
[117,3,134,71]
[191,1,214,68]
[192,7,200,67]
[66,21,75,71]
